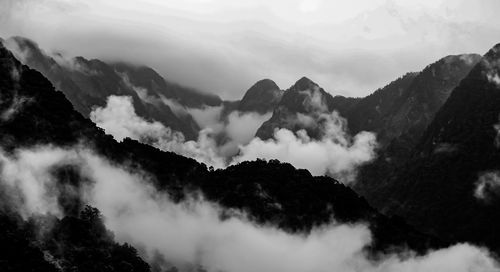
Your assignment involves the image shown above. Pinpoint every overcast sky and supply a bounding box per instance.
[1,0,500,99]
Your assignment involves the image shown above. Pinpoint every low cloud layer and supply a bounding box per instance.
[235,126,376,183]
[0,145,498,272]
[90,95,377,182]
[90,95,225,168]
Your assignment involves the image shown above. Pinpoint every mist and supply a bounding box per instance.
[474,171,500,202]
[3,0,500,99]
[90,95,377,182]
[0,145,498,272]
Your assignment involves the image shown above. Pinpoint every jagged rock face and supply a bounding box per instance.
[356,44,500,252]
[255,77,338,140]
[3,36,220,140]
[238,79,283,113]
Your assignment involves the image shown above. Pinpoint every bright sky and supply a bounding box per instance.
[1,0,500,99]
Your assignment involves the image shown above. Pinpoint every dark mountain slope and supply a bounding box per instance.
[378,54,481,145]
[353,54,481,202]
[238,79,283,113]
[342,54,480,147]
[112,62,221,108]
[4,36,212,140]
[344,72,418,138]
[254,54,478,146]
[358,44,500,253]
[0,41,445,263]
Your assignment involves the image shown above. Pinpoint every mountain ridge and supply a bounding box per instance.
[0,40,447,271]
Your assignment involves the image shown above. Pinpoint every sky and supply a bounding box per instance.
[1,0,500,99]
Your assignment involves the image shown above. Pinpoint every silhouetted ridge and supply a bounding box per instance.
[293,76,317,90]
[238,78,282,113]
[354,42,500,254]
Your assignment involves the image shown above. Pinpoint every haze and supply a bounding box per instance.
[1,0,500,99]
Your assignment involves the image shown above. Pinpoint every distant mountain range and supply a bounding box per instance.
[7,37,479,153]
[0,40,444,271]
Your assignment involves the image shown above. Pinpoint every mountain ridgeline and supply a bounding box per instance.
[5,34,500,269]
[4,36,222,140]
[356,44,500,253]
[0,40,445,271]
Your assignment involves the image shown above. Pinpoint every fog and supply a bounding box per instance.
[90,95,377,182]
[0,145,498,272]
[2,0,500,99]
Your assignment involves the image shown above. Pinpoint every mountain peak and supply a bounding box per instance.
[238,78,282,113]
[253,78,279,89]
[293,76,318,91]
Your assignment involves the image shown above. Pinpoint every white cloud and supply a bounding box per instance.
[160,96,225,131]
[90,94,377,182]
[119,72,160,105]
[90,95,376,182]
[218,111,273,157]
[1,95,33,121]
[235,121,377,183]
[474,171,500,202]
[90,95,181,142]
[2,0,499,99]
[0,146,77,217]
[90,95,225,168]
[234,89,378,183]
[0,145,498,272]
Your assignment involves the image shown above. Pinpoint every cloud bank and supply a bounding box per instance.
[0,145,498,272]
[90,95,225,168]
[90,95,377,182]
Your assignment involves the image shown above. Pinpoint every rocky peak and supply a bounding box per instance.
[238,79,282,113]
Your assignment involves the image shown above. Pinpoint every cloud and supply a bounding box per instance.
[159,97,272,156]
[474,171,500,202]
[90,94,377,182]
[90,95,273,164]
[0,146,77,217]
[218,111,273,157]
[0,145,498,272]
[90,95,225,168]
[0,95,33,121]
[481,51,500,88]
[90,95,376,182]
[160,96,225,131]
[235,113,377,183]
[118,72,161,105]
[0,64,33,122]
[2,0,500,99]
[234,86,377,183]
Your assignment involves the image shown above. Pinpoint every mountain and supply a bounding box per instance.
[254,54,479,148]
[368,54,480,145]
[342,72,419,140]
[0,37,151,272]
[355,43,500,253]
[237,79,283,113]
[3,36,223,140]
[0,41,447,270]
[255,77,339,140]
